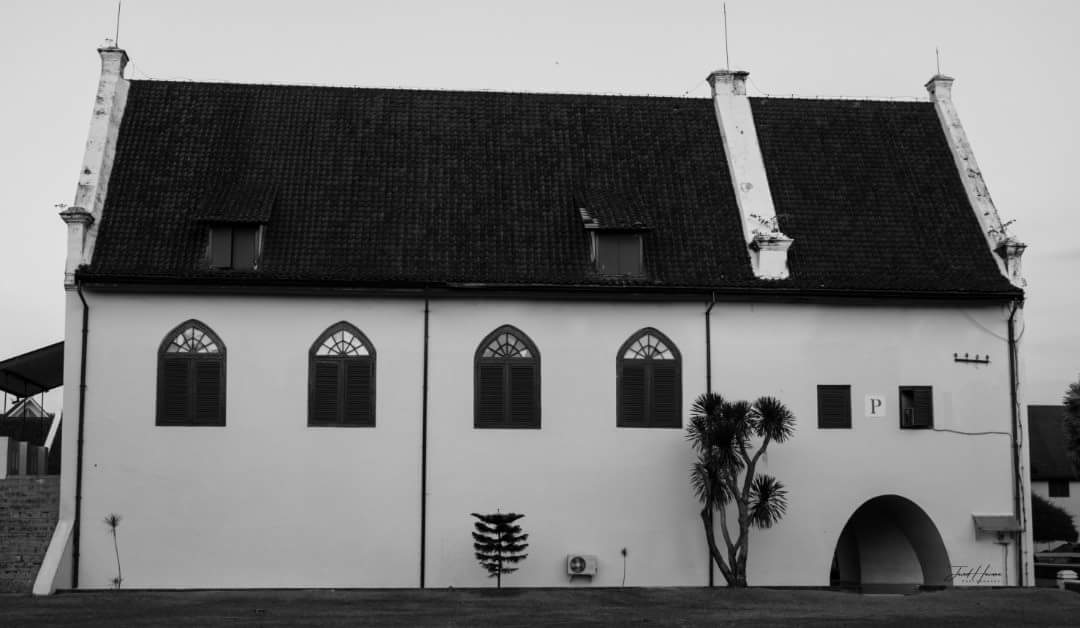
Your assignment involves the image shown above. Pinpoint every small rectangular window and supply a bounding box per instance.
[209,225,260,270]
[817,385,851,429]
[596,233,642,275]
[899,386,933,429]
[1049,480,1070,498]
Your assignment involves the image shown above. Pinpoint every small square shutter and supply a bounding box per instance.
[509,363,538,428]
[194,359,224,425]
[650,362,680,427]
[311,360,340,425]
[343,359,374,426]
[817,385,851,429]
[210,226,233,268]
[158,357,190,425]
[912,387,933,427]
[476,363,505,427]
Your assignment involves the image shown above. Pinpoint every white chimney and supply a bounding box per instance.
[707,70,793,280]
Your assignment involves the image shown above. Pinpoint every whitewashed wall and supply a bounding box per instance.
[58,292,1025,588]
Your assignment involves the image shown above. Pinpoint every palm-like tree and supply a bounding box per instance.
[687,392,794,587]
[1064,377,1080,474]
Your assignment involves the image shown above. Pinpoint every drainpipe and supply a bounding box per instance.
[72,284,89,588]
[420,296,430,588]
[704,293,716,588]
[1007,299,1025,586]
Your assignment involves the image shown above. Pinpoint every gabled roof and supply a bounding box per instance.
[80,80,1019,298]
[1028,405,1077,481]
[2,397,51,419]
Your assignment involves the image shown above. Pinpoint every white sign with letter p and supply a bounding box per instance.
[865,395,886,418]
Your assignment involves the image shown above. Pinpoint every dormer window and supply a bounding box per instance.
[595,232,643,275]
[209,224,261,270]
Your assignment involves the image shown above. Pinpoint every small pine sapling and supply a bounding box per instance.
[471,512,529,588]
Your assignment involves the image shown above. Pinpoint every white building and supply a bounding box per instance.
[35,46,1032,593]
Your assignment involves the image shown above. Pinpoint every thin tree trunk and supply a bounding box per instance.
[111,530,122,588]
[700,508,735,586]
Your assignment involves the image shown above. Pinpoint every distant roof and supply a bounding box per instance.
[80,80,1019,298]
[1028,405,1077,481]
[0,342,63,396]
[2,397,52,419]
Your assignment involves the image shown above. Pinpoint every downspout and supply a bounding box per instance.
[704,293,716,588]
[420,296,430,588]
[72,283,89,588]
[1007,299,1026,586]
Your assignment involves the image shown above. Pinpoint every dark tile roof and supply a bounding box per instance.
[81,80,1020,298]
[1028,405,1077,481]
[751,97,1013,294]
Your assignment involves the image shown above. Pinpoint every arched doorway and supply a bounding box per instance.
[830,495,952,593]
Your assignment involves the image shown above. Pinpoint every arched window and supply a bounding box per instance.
[309,322,376,427]
[617,328,681,428]
[156,320,226,426]
[475,326,540,429]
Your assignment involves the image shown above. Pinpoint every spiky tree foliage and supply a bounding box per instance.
[1063,377,1080,475]
[687,392,794,587]
[471,512,529,588]
[1032,493,1079,543]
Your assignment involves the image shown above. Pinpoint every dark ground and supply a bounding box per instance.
[1,587,1078,627]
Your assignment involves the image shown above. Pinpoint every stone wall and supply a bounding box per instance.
[0,476,59,592]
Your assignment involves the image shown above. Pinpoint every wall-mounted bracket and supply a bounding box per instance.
[954,353,990,364]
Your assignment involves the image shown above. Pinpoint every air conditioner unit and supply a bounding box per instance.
[567,554,599,576]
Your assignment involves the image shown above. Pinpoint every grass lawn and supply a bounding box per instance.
[1,587,1078,627]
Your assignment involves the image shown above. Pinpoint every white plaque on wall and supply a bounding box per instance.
[865,395,886,418]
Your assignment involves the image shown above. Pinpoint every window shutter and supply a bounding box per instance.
[509,363,538,428]
[913,387,933,427]
[817,385,851,429]
[343,359,374,426]
[651,362,680,427]
[476,363,505,427]
[619,364,647,427]
[232,226,258,270]
[210,226,233,268]
[158,357,190,425]
[618,235,642,275]
[311,360,340,425]
[194,359,223,425]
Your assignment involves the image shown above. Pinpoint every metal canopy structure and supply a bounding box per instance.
[0,341,64,396]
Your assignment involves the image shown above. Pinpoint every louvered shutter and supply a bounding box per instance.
[158,357,191,425]
[912,387,933,427]
[650,362,680,427]
[194,359,224,425]
[509,363,538,428]
[343,359,374,426]
[817,385,851,429]
[476,363,505,427]
[311,360,340,425]
[619,364,647,427]
[209,226,233,268]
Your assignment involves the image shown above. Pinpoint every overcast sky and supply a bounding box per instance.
[1,0,1077,409]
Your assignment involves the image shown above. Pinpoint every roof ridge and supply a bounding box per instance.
[128,78,713,101]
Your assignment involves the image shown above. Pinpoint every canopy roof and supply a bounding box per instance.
[0,342,64,396]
